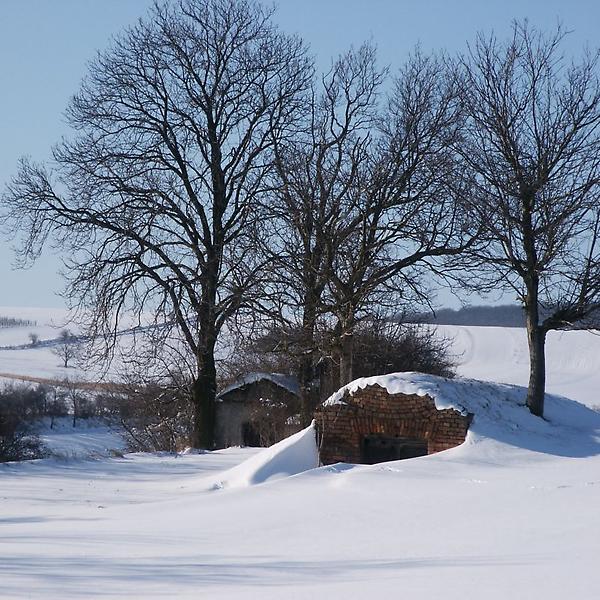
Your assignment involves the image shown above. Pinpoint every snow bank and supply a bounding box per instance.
[323,371,600,458]
[438,324,600,409]
[211,422,319,489]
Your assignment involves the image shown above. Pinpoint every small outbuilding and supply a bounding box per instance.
[215,372,301,448]
[315,374,471,465]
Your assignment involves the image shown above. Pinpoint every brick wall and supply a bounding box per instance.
[315,383,470,465]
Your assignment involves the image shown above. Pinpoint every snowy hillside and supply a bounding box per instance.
[2,309,600,598]
[2,373,600,599]
[0,306,104,383]
[441,325,600,408]
[0,306,146,383]
[1,305,599,412]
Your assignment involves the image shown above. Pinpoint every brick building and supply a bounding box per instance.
[315,381,471,465]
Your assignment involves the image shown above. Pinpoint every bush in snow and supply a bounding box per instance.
[98,381,194,452]
[0,386,47,462]
[46,395,69,429]
[222,318,455,417]
[352,321,456,380]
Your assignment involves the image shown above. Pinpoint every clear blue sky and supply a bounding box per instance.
[0,0,598,307]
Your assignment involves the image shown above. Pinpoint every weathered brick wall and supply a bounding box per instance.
[315,384,470,465]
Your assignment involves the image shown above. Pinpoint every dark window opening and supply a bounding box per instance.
[360,434,428,464]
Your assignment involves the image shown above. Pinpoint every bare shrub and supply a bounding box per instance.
[245,397,301,447]
[0,386,47,462]
[100,383,194,453]
[351,320,456,380]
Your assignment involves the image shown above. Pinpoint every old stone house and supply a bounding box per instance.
[315,379,471,465]
[215,373,301,448]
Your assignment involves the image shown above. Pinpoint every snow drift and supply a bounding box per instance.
[325,372,600,459]
[210,371,600,494]
[439,324,600,409]
[210,421,319,489]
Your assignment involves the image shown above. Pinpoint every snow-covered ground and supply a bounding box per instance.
[0,306,113,382]
[441,324,600,409]
[2,309,600,598]
[37,418,128,460]
[3,384,600,599]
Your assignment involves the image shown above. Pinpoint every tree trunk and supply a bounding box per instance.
[298,297,320,426]
[192,336,217,450]
[522,190,546,418]
[525,318,546,417]
[191,347,217,449]
[338,319,355,387]
[299,352,316,426]
[524,284,546,417]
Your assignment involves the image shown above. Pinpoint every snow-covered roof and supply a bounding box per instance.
[323,372,469,413]
[322,371,600,449]
[218,372,300,399]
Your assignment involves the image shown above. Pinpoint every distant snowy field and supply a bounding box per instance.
[0,306,140,383]
[1,306,599,410]
[442,324,600,409]
[1,308,600,599]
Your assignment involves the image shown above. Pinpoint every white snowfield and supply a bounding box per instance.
[0,306,120,383]
[441,324,600,408]
[2,312,600,599]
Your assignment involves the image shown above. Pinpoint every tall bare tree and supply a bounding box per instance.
[2,0,311,447]
[328,50,475,386]
[264,43,383,420]
[265,47,475,397]
[459,22,600,416]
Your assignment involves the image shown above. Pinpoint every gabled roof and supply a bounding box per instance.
[218,372,300,399]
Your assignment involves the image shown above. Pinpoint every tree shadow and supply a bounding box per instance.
[0,552,537,598]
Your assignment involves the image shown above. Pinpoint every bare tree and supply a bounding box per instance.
[2,0,311,447]
[265,43,383,420]
[459,22,600,416]
[264,47,475,397]
[52,329,80,368]
[327,50,475,386]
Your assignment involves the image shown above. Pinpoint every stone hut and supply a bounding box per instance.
[215,373,301,449]
[315,376,471,465]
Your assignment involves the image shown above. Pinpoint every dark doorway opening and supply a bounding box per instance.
[242,422,261,447]
[360,435,428,464]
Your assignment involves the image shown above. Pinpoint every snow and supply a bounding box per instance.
[441,324,600,409]
[210,421,319,489]
[218,371,300,398]
[2,399,600,599]
[38,418,128,459]
[2,310,600,598]
[0,306,159,383]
